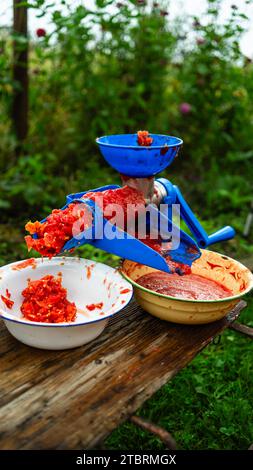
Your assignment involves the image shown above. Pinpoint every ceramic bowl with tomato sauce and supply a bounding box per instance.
[121,250,253,325]
[0,257,132,350]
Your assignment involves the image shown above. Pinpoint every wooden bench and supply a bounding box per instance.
[0,299,247,450]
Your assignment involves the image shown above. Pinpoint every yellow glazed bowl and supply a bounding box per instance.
[121,250,253,324]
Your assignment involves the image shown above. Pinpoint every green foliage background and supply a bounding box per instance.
[0,0,252,450]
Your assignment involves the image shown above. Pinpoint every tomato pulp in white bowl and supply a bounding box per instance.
[0,257,133,350]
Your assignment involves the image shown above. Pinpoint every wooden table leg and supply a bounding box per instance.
[130,415,177,450]
[229,322,253,339]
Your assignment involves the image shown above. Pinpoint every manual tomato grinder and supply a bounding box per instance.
[36,134,235,273]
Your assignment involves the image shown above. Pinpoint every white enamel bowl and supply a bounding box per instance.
[0,257,132,350]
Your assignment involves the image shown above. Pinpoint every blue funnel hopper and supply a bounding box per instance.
[96,134,183,177]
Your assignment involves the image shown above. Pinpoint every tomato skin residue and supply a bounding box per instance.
[160,145,169,156]
[120,288,131,294]
[165,258,191,276]
[239,280,247,292]
[1,289,14,309]
[12,258,37,271]
[86,266,92,280]
[86,302,104,311]
[6,288,11,298]
[21,275,76,323]
[136,272,232,301]
[207,261,222,270]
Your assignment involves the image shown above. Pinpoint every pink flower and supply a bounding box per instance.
[196,37,205,45]
[36,28,46,38]
[179,102,192,115]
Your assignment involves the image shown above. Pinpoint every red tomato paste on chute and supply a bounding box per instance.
[139,235,192,275]
[136,271,232,301]
[25,203,92,257]
[25,186,145,257]
[24,184,191,275]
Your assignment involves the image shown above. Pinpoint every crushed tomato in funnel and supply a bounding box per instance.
[137,130,153,146]
[21,275,77,323]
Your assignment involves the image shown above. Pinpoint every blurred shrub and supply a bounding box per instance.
[27,0,175,168]
[172,1,253,214]
[0,152,67,220]
[0,0,252,226]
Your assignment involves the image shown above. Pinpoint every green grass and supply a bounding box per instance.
[0,215,252,451]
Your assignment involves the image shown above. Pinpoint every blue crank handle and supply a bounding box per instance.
[172,186,235,249]
[204,226,235,247]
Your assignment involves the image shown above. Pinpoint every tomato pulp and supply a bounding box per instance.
[21,275,77,323]
[136,271,232,301]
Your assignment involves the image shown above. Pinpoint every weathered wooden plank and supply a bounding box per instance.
[0,300,246,449]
